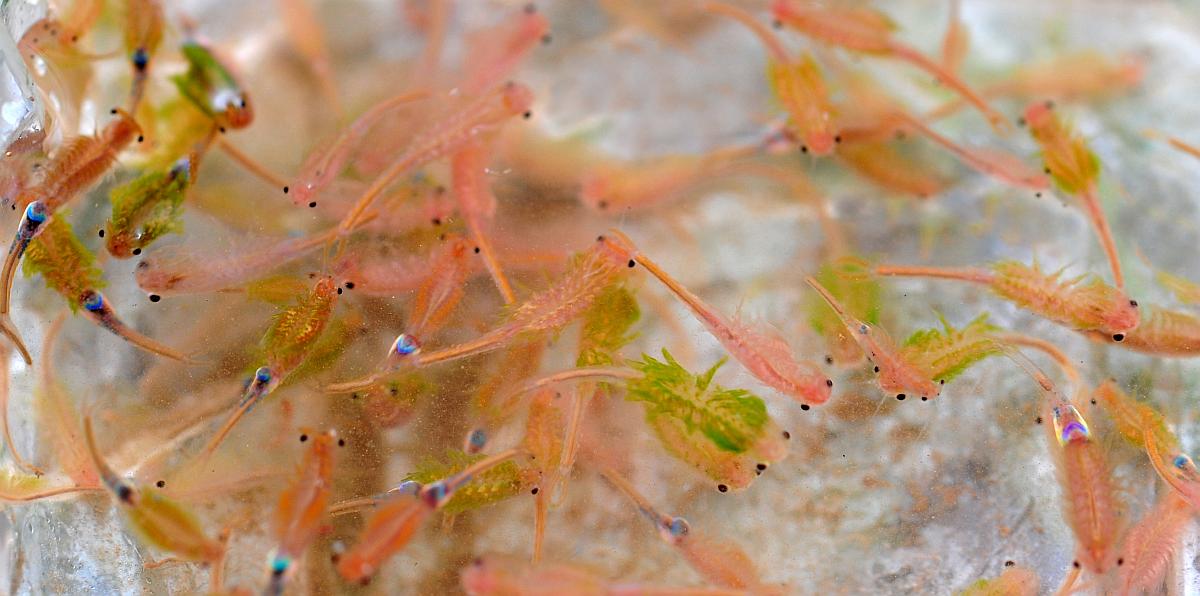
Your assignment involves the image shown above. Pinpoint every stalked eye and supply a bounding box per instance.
[82,291,104,312]
[393,333,420,356]
[255,366,272,384]
[392,480,422,497]
[1112,333,1125,342]
[1174,454,1194,470]
[24,201,46,223]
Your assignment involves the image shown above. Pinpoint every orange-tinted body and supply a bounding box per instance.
[268,429,336,591]
[339,82,535,235]
[1114,492,1193,594]
[806,276,939,401]
[451,141,515,303]
[407,235,472,339]
[1086,306,1200,356]
[771,0,1007,132]
[15,109,142,212]
[602,230,832,406]
[461,5,550,95]
[835,140,946,199]
[1053,428,1120,574]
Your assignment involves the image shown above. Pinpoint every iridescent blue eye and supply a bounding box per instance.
[392,480,422,497]
[422,481,448,507]
[468,429,487,449]
[393,334,420,356]
[1174,455,1192,470]
[271,556,290,575]
[82,292,104,312]
[25,202,46,223]
[255,367,272,384]
[668,516,690,538]
[1060,421,1089,443]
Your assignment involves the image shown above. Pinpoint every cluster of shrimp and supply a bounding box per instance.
[2,0,1200,594]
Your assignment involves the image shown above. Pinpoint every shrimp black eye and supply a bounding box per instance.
[1130,300,1138,307]
[716,484,728,493]
[800,145,808,154]
[1112,333,1125,342]
[825,379,833,387]
[896,394,906,401]
[522,111,532,119]
[800,404,810,411]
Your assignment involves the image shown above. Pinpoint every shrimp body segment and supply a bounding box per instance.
[1085,306,1200,357]
[173,41,254,130]
[602,230,832,406]
[770,0,1008,132]
[806,276,939,400]
[201,277,339,457]
[124,0,165,110]
[1114,492,1193,595]
[106,156,192,258]
[1053,426,1121,574]
[84,417,225,564]
[267,429,337,594]
[337,449,523,584]
[1023,102,1123,288]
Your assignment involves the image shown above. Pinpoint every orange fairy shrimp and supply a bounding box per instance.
[0,109,143,362]
[1082,305,1200,357]
[864,259,1140,339]
[265,429,339,596]
[600,230,832,406]
[1092,380,1174,450]
[770,0,1009,133]
[336,81,535,237]
[880,111,1048,191]
[576,144,767,216]
[835,139,947,199]
[461,554,753,596]
[523,389,565,563]
[132,215,375,298]
[598,465,784,593]
[123,0,164,112]
[286,90,429,208]
[450,141,516,303]
[22,216,190,362]
[405,235,473,342]
[926,51,1144,122]
[198,275,340,460]
[704,1,839,156]
[460,4,551,95]
[335,448,525,585]
[1023,101,1124,289]
[325,236,629,393]
[805,276,940,401]
[84,415,230,587]
[1111,492,1194,595]
[277,0,343,120]
[1142,420,1200,511]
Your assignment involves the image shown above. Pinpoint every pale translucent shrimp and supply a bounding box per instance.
[277,0,343,120]
[265,429,337,595]
[602,230,832,406]
[451,140,516,303]
[460,4,551,95]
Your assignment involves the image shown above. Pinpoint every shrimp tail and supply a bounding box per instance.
[886,42,1009,134]
[1078,187,1124,289]
[0,315,32,366]
[84,308,192,363]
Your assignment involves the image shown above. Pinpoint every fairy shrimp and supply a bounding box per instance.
[450,140,516,303]
[198,276,340,459]
[522,389,565,562]
[460,4,551,95]
[84,415,228,573]
[1047,400,1122,575]
[1112,492,1193,595]
[770,0,1009,133]
[407,235,473,341]
[173,40,254,130]
[1142,420,1200,510]
[337,81,535,235]
[23,216,189,362]
[326,237,628,393]
[1083,305,1200,357]
[266,429,338,595]
[940,0,969,74]
[123,0,164,112]
[336,448,524,585]
[1023,101,1124,288]
[1093,380,1174,452]
[927,51,1144,122]
[105,156,192,259]
[867,259,1139,339]
[704,1,838,155]
[598,465,782,592]
[806,276,939,401]
[578,144,761,215]
[287,90,428,208]
[884,112,1048,191]
[601,230,832,406]
[835,139,947,199]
